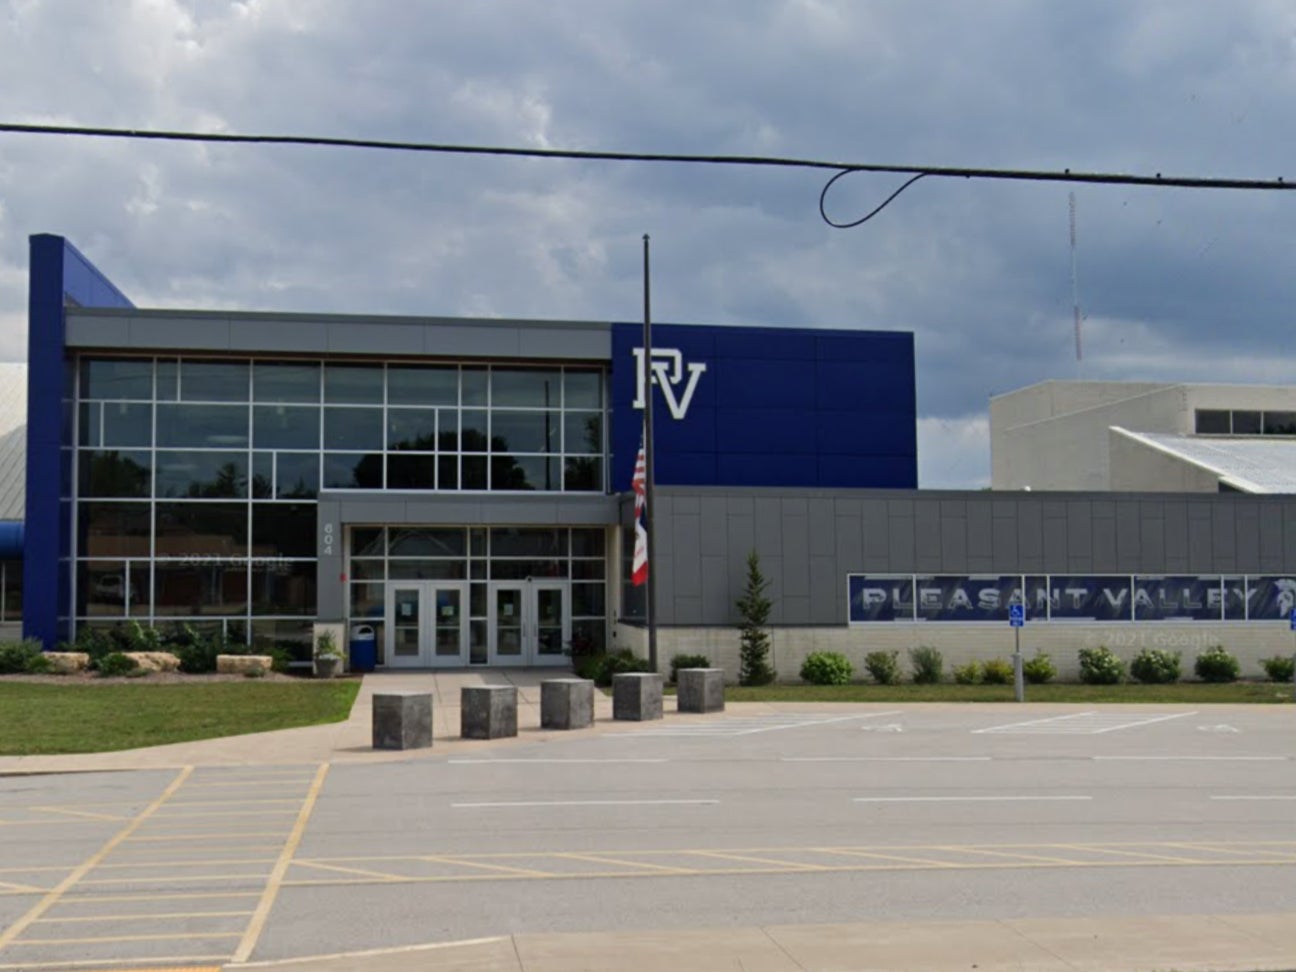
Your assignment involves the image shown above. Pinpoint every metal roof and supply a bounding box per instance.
[1117,429,1296,493]
[0,363,24,521]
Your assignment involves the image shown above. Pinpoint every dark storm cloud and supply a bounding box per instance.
[1,0,1294,485]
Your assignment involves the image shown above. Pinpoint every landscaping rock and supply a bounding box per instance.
[216,654,274,675]
[44,652,90,674]
[124,652,180,673]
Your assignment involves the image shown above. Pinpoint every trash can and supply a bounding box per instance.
[349,624,377,673]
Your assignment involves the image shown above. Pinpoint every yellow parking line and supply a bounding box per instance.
[0,765,194,951]
[12,931,241,945]
[33,909,255,923]
[934,845,1086,865]
[30,806,133,822]
[126,831,291,842]
[686,849,825,871]
[0,880,44,893]
[1066,844,1201,864]
[78,872,271,886]
[552,852,694,874]
[820,847,959,868]
[419,856,551,877]
[0,958,223,970]
[59,890,261,904]
[292,860,407,882]
[147,809,301,819]
[165,799,302,807]
[95,857,278,870]
[231,762,330,964]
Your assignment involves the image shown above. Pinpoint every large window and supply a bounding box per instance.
[1195,408,1296,436]
[73,356,609,646]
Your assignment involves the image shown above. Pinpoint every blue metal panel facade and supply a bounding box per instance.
[610,323,916,492]
[24,235,133,647]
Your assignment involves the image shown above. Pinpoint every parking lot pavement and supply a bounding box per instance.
[1,701,1293,970]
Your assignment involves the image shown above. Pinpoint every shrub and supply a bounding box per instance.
[1129,648,1181,684]
[72,626,119,668]
[863,650,900,686]
[23,651,52,675]
[736,551,775,686]
[122,620,162,654]
[980,657,1015,685]
[1022,651,1057,685]
[908,646,943,684]
[669,653,712,685]
[167,623,235,674]
[96,652,139,678]
[1194,645,1240,683]
[1078,645,1125,685]
[952,661,980,685]
[0,641,46,675]
[801,651,854,685]
[579,650,656,687]
[1260,655,1295,683]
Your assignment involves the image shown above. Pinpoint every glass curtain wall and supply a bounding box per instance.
[73,356,608,653]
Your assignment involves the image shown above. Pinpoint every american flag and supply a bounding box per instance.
[632,433,648,586]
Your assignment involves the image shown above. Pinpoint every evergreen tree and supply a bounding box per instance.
[736,549,775,686]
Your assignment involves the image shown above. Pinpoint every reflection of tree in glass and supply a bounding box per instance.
[87,451,150,496]
[186,462,244,498]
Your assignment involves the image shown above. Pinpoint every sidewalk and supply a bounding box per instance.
[0,668,672,773]
[227,912,1296,972]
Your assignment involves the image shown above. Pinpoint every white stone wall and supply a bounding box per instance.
[622,623,1295,683]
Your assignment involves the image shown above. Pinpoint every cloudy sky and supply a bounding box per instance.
[2,0,1294,487]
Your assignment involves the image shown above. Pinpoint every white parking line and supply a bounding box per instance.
[618,711,903,738]
[783,756,992,763]
[447,758,669,765]
[1209,795,1296,801]
[853,795,1092,803]
[452,799,719,809]
[1095,756,1287,762]
[974,711,1198,735]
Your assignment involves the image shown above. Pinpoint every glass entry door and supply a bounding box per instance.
[490,581,570,666]
[385,582,468,667]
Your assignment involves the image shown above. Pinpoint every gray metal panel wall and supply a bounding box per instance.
[66,309,612,361]
[650,487,1296,626]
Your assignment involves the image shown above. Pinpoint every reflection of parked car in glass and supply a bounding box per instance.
[92,574,137,603]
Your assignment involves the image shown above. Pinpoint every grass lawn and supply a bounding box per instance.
[714,681,1293,704]
[0,680,361,756]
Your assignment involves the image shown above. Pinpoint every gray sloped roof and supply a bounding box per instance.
[1119,429,1296,493]
[0,363,25,521]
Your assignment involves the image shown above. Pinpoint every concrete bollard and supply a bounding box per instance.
[461,685,518,740]
[677,668,725,713]
[613,672,664,721]
[540,678,595,730]
[372,691,434,750]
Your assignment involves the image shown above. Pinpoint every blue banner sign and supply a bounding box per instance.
[847,574,1296,623]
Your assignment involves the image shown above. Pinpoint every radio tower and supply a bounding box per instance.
[1070,191,1083,366]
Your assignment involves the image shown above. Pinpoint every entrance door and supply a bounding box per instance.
[490,581,570,666]
[385,582,468,668]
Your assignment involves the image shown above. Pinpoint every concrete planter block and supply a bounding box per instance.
[124,652,180,673]
[612,672,664,721]
[540,678,595,730]
[372,691,433,750]
[461,685,518,740]
[216,654,274,675]
[677,668,725,713]
[45,652,89,674]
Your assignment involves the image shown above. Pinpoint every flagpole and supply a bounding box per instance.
[642,233,658,672]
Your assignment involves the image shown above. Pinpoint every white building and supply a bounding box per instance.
[991,380,1296,493]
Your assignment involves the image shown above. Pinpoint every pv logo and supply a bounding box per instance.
[632,348,707,420]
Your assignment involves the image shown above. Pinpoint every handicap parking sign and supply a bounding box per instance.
[1009,604,1025,627]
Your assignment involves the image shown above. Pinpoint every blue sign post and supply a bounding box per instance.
[1009,604,1025,701]
[1290,610,1296,702]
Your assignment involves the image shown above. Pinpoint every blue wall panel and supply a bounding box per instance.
[25,235,133,648]
[611,323,916,491]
